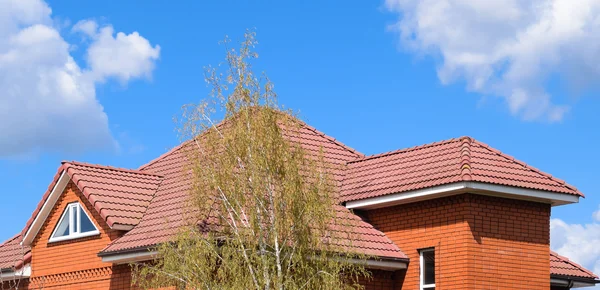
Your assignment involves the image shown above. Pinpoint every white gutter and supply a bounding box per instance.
[102,250,408,271]
[0,264,31,280]
[347,258,407,271]
[101,250,159,264]
[346,181,580,210]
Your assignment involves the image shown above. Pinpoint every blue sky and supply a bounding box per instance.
[1,0,600,278]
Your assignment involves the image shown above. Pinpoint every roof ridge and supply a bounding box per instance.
[459,136,473,181]
[297,121,364,158]
[469,140,583,196]
[551,251,599,278]
[138,141,190,171]
[0,234,21,248]
[64,161,163,177]
[348,136,464,164]
[139,114,365,172]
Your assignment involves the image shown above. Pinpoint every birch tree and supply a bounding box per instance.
[133,31,369,289]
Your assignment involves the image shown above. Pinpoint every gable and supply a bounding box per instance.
[33,181,107,247]
[21,161,163,246]
[30,180,120,278]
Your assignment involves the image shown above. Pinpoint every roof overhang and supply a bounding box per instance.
[21,168,137,247]
[100,248,409,271]
[345,181,580,210]
[100,248,159,264]
[0,264,31,280]
[551,276,600,288]
[22,171,71,246]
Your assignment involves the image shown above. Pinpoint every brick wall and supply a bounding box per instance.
[363,193,551,290]
[358,269,404,290]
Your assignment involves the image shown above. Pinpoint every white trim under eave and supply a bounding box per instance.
[22,171,70,246]
[345,181,580,210]
[0,264,31,280]
[354,258,407,271]
[101,250,159,264]
[551,277,598,288]
[101,250,408,271]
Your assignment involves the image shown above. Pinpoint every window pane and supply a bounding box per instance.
[423,250,435,285]
[424,287,435,290]
[80,208,96,233]
[73,205,79,233]
[53,207,70,237]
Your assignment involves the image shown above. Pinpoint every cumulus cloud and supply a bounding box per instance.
[551,208,600,280]
[73,20,160,83]
[385,0,600,122]
[0,0,160,157]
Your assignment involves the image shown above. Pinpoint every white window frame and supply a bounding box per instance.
[49,202,99,243]
[419,248,435,290]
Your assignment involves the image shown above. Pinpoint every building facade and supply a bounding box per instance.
[0,123,597,289]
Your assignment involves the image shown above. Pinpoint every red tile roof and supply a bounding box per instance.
[5,122,593,275]
[64,161,163,228]
[0,234,30,270]
[21,161,163,239]
[341,136,582,202]
[551,251,598,280]
[100,121,406,260]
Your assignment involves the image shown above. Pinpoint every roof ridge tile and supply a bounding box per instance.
[459,136,473,181]
[138,141,190,171]
[64,161,163,177]
[348,137,463,164]
[0,234,21,248]
[295,121,364,158]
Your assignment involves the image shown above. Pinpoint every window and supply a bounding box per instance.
[420,248,435,290]
[49,202,99,243]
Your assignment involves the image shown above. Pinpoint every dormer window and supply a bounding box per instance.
[49,202,99,243]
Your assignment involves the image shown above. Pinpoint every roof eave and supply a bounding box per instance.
[551,275,600,288]
[345,181,580,210]
[99,247,409,271]
[0,264,31,280]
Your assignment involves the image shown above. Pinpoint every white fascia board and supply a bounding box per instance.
[101,250,159,264]
[346,181,579,210]
[100,250,407,271]
[572,280,598,288]
[550,278,570,286]
[0,264,31,280]
[22,171,70,246]
[358,259,407,271]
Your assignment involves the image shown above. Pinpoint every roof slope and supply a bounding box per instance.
[0,234,29,270]
[551,251,599,280]
[22,161,163,239]
[63,161,164,228]
[341,136,582,202]
[101,122,406,259]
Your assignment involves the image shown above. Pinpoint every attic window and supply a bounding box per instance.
[49,202,99,243]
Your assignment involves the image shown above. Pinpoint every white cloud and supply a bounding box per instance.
[550,211,600,281]
[0,0,160,157]
[385,0,600,122]
[594,206,600,222]
[73,20,160,83]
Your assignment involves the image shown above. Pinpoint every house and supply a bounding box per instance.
[0,120,597,289]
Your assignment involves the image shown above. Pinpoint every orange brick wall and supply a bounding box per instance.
[27,181,133,289]
[363,193,551,290]
[358,269,402,290]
